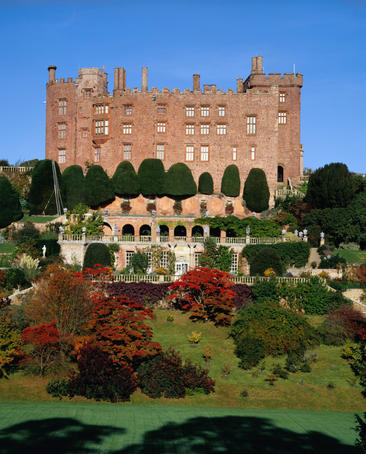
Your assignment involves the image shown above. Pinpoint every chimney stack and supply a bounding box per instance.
[48,65,57,82]
[142,67,148,91]
[251,56,264,75]
[236,78,243,93]
[193,74,200,91]
[251,57,257,74]
[119,67,126,90]
[114,68,119,90]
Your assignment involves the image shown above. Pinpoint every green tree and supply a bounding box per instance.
[198,237,233,272]
[198,172,214,195]
[62,165,85,210]
[243,168,270,213]
[83,243,111,269]
[221,165,240,197]
[137,159,165,198]
[249,248,284,276]
[130,251,149,274]
[0,176,22,228]
[112,161,140,198]
[165,163,197,200]
[28,159,65,214]
[304,162,354,209]
[83,165,115,209]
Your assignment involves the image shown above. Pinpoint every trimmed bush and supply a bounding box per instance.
[112,161,140,198]
[165,163,197,200]
[243,168,270,213]
[195,216,281,238]
[108,282,171,306]
[138,159,165,198]
[83,243,111,269]
[198,172,214,195]
[0,176,22,228]
[62,165,85,210]
[234,336,265,370]
[29,159,65,214]
[250,248,284,276]
[221,165,240,197]
[83,165,115,208]
[14,222,40,245]
[243,242,311,269]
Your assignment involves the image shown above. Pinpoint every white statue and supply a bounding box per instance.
[42,244,46,258]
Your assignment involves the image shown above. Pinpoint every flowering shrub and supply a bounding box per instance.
[225,203,234,215]
[173,200,182,215]
[108,282,171,306]
[147,201,156,213]
[187,331,201,344]
[16,254,40,281]
[321,305,366,345]
[121,200,132,214]
[264,268,276,277]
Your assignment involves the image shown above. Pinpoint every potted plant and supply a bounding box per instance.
[147,201,156,213]
[200,200,207,217]
[121,200,131,214]
[173,200,182,215]
[225,202,234,215]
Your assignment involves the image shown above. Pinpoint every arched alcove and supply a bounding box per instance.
[192,225,204,238]
[277,165,284,183]
[122,224,134,236]
[174,225,187,238]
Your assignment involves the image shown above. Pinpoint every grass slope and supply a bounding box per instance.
[336,249,366,264]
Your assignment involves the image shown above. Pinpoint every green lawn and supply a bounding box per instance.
[0,402,359,453]
[21,215,58,223]
[0,242,16,253]
[336,249,366,264]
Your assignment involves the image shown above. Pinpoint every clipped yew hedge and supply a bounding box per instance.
[83,243,111,269]
[221,165,240,197]
[0,176,22,228]
[83,165,115,208]
[198,172,214,195]
[62,165,85,210]
[138,159,165,198]
[243,168,270,213]
[165,163,197,200]
[112,161,140,198]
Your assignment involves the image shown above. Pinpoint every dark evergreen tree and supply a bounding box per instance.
[137,159,166,198]
[83,243,111,269]
[198,172,214,195]
[243,168,270,213]
[0,176,22,228]
[304,162,354,209]
[165,163,197,200]
[28,159,65,215]
[62,165,85,210]
[83,165,115,208]
[221,165,240,197]
[250,248,284,276]
[112,161,140,198]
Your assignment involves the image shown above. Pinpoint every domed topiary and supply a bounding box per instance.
[165,163,197,200]
[250,248,284,276]
[138,159,166,198]
[198,172,214,195]
[221,165,240,197]
[83,243,111,269]
[0,176,22,228]
[83,165,115,209]
[112,161,140,198]
[243,168,270,213]
[62,165,85,210]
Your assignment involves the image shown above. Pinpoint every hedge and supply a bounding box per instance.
[83,165,115,208]
[62,165,85,210]
[198,172,213,195]
[221,165,240,197]
[165,163,197,200]
[249,248,284,276]
[138,159,165,198]
[243,168,270,213]
[195,216,281,238]
[83,243,111,269]
[242,242,311,269]
[0,176,22,228]
[112,161,140,198]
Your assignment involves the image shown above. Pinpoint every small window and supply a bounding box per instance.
[200,106,210,117]
[157,122,166,133]
[247,116,256,135]
[218,106,225,117]
[156,144,165,160]
[123,143,132,160]
[278,112,287,124]
[126,251,134,267]
[230,253,238,275]
[216,124,226,135]
[232,147,237,161]
[124,104,132,115]
[58,149,66,164]
[200,124,210,135]
[185,106,194,117]
[146,252,152,271]
[123,123,132,134]
[84,89,92,98]
[94,104,109,114]
[58,123,66,139]
[58,99,66,115]
[82,130,88,138]
[94,148,101,162]
[95,120,108,135]
[200,145,209,161]
[251,147,255,161]
[194,252,202,267]
[160,251,169,268]
[186,124,195,135]
[186,145,194,161]
[157,104,166,114]
[279,93,286,103]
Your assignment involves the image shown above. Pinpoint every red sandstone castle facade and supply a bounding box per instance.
[45,56,303,196]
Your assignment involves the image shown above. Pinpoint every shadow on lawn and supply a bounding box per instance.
[0,415,357,453]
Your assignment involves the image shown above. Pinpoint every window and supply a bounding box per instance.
[200,145,209,161]
[157,104,166,114]
[126,251,134,267]
[279,93,286,103]
[156,144,165,160]
[58,149,66,163]
[232,147,237,161]
[157,122,166,133]
[200,106,210,117]
[246,116,256,135]
[278,112,287,124]
[58,99,66,115]
[84,89,92,98]
[194,252,202,267]
[94,148,101,162]
[124,104,132,115]
[251,147,255,161]
[218,106,225,117]
[95,120,108,135]
[123,143,132,160]
[123,123,132,134]
[216,124,226,135]
[186,145,194,161]
[58,123,66,139]
[82,130,88,138]
[185,106,194,117]
[160,251,168,269]
[200,124,210,135]
[94,104,109,114]
[230,253,238,275]
[186,124,195,135]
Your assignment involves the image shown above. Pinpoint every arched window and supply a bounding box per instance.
[277,165,284,183]
[122,224,134,236]
[174,225,186,239]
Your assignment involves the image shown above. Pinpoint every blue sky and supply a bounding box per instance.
[1,0,365,172]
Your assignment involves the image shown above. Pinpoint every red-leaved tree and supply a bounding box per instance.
[169,267,236,326]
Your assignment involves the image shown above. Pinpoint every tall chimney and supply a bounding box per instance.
[251,57,257,74]
[119,67,126,90]
[256,56,264,74]
[114,68,119,90]
[236,78,243,93]
[48,65,57,82]
[142,67,148,91]
[193,74,200,91]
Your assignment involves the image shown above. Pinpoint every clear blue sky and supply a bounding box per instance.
[1,0,365,172]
